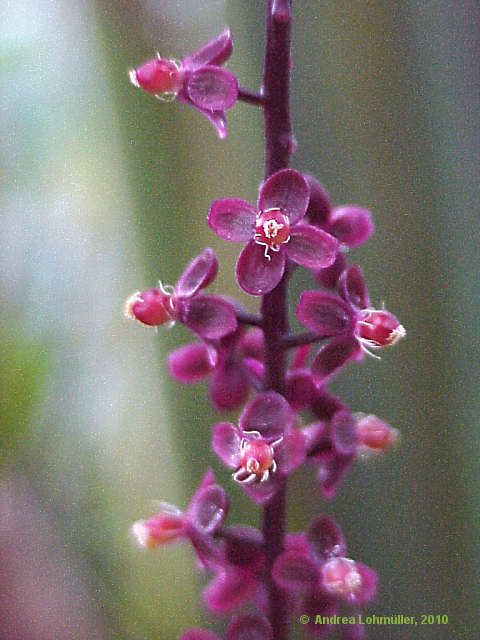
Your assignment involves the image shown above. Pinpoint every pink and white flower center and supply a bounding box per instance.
[254,209,291,258]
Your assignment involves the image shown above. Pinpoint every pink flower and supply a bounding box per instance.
[124,247,237,340]
[212,391,305,503]
[208,169,339,295]
[129,29,238,138]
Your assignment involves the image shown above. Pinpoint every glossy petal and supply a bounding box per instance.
[204,567,257,613]
[304,174,332,227]
[286,225,338,270]
[276,431,306,475]
[180,295,237,339]
[258,169,309,225]
[208,199,257,241]
[285,369,317,410]
[175,248,218,298]
[168,343,218,382]
[328,206,374,248]
[181,629,221,640]
[242,474,280,504]
[212,422,242,469]
[188,485,228,534]
[239,391,293,440]
[338,265,370,310]
[227,614,273,640]
[181,99,227,138]
[307,515,347,561]
[318,451,354,499]
[185,28,233,69]
[297,291,355,336]
[331,410,357,456]
[210,358,250,411]
[187,66,238,110]
[311,336,360,386]
[272,550,318,592]
[236,240,285,296]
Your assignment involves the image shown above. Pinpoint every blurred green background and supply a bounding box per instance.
[1,1,478,638]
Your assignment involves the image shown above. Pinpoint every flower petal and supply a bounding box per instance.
[187,66,238,110]
[318,451,354,499]
[276,431,306,475]
[208,199,257,242]
[297,291,355,336]
[311,336,360,386]
[286,224,338,270]
[180,98,227,138]
[223,526,264,567]
[184,28,233,69]
[328,205,374,248]
[236,240,285,296]
[226,614,272,640]
[307,515,347,561]
[168,342,218,382]
[212,422,242,469]
[304,174,332,227]
[258,169,309,225]
[242,474,280,504]
[239,391,293,440]
[331,409,357,456]
[210,357,250,411]
[188,484,229,534]
[272,551,318,592]
[175,247,218,298]
[285,369,317,411]
[180,295,237,340]
[338,265,370,310]
[204,567,257,613]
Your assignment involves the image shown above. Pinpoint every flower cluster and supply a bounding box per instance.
[126,15,405,640]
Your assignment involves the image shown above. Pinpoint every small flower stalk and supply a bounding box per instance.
[126,3,406,639]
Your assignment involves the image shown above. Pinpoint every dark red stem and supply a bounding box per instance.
[260,2,293,639]
[237,87,266,107]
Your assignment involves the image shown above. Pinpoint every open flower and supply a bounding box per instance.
[273,516,377,637]
[296,265,405,384]
[212,391,305,503]
[124,247,237,340]
[208,169,339,295]
[129,28,238,138]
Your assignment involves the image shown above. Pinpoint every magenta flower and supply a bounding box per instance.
[168,327,263,411]
[296,265,405,384]
[124,247,237,340]
[305,174,375,249]
[129,28,238,138]
[131,470,228,549]
[273,516,377,636]
[212,391,305,503]
[208,169,339,295]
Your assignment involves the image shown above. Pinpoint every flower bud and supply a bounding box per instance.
[355,414,399,454]
[131,511,184,549]
[124,288,174,326]
[129,57,183,97]
[355,309,405,348]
